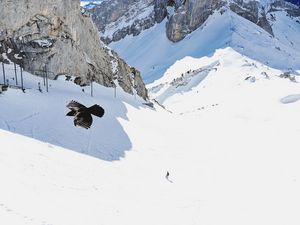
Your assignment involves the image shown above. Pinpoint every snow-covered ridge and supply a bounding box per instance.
[148,47,300,114]
[110,8,300,83]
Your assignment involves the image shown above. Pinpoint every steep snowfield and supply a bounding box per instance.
[230,10,300,70]
[110,9,300,83]
[1,46,300,224]
[268,11,300,53]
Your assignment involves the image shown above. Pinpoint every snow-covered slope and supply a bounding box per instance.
[2,2,300,224]
[0,65,150,161]
[2,51,300,224]
[110,9,300,83]
[148,46,300,113]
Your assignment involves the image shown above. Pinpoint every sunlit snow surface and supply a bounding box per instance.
[1,5,300,225]
[1,45,300,224]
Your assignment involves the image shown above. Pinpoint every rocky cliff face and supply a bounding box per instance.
[89,0,300,43]
[90,0,157,44]
[0,0,148,100]
[166,0,225,42]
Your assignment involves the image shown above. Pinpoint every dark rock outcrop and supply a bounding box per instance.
[230,0,274,36]
[166,0,225,42]
[154,0,168,23]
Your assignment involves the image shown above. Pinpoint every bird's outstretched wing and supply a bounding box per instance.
[74,111,93,129]
[88,104,105,118]
[67,100,86,110]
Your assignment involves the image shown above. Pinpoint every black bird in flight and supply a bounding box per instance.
[66,100,105,129]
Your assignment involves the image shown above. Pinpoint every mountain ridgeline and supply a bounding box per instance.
[88,0,300,44]
[0,0,148,100]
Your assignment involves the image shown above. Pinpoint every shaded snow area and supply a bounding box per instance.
[280,94,300,103]
[1,45,300,225]
[110,10,231,83]
[110,9,300,83]
[0,65,148,161]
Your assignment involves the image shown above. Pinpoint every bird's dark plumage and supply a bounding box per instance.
[88,104,105,118]
[66,100,105,129]
[66,110,76,116]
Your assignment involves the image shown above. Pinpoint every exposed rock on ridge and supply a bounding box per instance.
[229,0,274,36]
